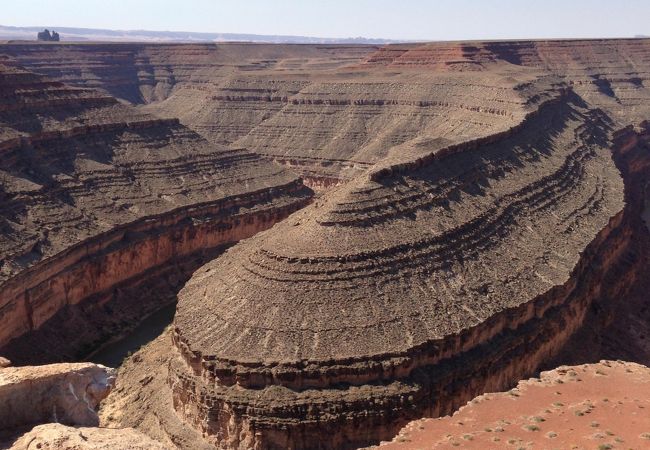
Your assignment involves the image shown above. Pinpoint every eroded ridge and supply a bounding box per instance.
[0,62,313,360]
[7,40,650,189]
[167,90,642,448]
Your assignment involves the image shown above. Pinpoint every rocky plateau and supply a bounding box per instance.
[0,38,650,449]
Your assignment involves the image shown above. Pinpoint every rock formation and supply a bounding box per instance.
[0,60,312,362]
[36,30,59,42]
[167,90,638,449]
[0,362,114,430]
[1,38,650,449]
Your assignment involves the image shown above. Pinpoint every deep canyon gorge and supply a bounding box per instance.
[1,38,650,449]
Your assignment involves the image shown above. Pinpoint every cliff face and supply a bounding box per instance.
[0,61,313,361]
[5,40,650,186]
[165,97,649,448]
[0,42,553,186]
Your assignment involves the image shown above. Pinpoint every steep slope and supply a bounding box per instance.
[0,60,312,362]
[2,42,547,188]
[166,86,648,448]
[6,40,650,189]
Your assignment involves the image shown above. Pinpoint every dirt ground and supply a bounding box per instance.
[374,361,650,450]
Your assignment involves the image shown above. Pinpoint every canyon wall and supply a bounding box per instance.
[0,61,312,361]
[2,39,650,449]
[165,93,647,448]
[5,40,649,184]
[0,181,310,362]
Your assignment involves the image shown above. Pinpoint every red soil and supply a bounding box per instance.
[374,361,650,450]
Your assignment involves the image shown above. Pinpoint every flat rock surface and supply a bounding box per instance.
[9,423,169,450]
[374,361,650,450]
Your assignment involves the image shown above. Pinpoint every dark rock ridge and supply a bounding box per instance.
[36,29,59,42]
[0,61,312,361]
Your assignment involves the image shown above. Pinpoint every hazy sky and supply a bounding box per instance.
[3,0,648,41]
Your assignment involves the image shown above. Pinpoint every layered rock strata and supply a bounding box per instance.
[165,91,650,448]
[0,62,312,361]
[5,40,650,185]
[3,39,650,449]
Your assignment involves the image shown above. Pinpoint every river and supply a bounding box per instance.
[88,302,176,368]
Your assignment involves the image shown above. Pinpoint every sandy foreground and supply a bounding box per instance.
[373,361,650,450]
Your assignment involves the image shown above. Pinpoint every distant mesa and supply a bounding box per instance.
[37,29,59,41]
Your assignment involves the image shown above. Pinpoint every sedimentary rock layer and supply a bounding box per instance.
[167,96,650,448]
[3,39,650,449]
[0,61,312,358]
[5,40,650,185]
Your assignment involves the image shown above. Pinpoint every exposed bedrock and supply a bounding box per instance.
[9,423,169,450]
[547,121,650,367]
[5,40,650,186]
[0,62,313,362]
[0,183,309,363]
[167,95,650,449]
[0,362,115,430]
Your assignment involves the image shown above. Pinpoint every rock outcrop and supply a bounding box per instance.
[0,362,114,430]
[168,88,644,448]
[5,39,650,187]
[9,423,168,450]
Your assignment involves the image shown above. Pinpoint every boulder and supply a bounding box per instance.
[0,363,115,430]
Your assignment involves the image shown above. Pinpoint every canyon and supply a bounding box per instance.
[0,38,649,449]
